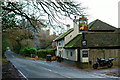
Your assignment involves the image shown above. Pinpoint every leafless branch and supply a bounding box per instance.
[2,0,85,30]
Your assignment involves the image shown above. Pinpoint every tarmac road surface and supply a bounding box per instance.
[5,51,118,80]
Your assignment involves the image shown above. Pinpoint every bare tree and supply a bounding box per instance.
[1,0,85,30]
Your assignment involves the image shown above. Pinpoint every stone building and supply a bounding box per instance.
[54,16,120,67]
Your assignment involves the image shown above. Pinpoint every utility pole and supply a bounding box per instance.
[27,0,29,46]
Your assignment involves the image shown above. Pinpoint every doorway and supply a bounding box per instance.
[77,49,80,62]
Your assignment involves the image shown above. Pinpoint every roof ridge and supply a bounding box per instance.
[88,19,117,30]
[96,19,116,29]
[88,19,98,29]
[55,28,73,41]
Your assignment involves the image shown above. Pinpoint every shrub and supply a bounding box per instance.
[37,48,56,58]
[2,33,10,57]
[19,47,37,57]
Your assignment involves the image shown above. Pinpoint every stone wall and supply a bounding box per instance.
[89,49,120,66]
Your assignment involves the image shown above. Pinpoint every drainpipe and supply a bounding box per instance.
[82,32,85,40]
[103,49,105,59]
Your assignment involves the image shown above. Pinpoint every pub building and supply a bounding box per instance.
[53,16,120,68]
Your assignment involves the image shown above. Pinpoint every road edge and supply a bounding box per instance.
[11,63,28,80]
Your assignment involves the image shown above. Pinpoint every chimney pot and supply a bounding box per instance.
[66,24,70,31]
[74,16,76,19]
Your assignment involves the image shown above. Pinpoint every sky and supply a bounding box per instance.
[65,0,120,29]
[7,0,120,34]
[77,0,119,28]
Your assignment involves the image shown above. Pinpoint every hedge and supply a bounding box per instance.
[19,47,37,57]
[37,48,56,58]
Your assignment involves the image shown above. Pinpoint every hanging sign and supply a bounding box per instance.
[79,16,88,31]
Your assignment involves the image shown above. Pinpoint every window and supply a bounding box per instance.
[59,42,61,46]
[67,51,68,58]
[70,52,72,56]
[82,51,88,57]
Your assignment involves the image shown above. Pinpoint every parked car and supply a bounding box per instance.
[93,57,114,69]
[46,54,51,61]
[7,47,11,51]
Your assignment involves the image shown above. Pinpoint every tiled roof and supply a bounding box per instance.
[65,19,119,48]
[65,34,82,48]
[115,28,120,33]
[85,33,120,47]
[55,28,74,41]
[55,19,118,44]
[65,32,120,48]
[88,19,117,30]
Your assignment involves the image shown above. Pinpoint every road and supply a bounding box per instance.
[5,51,117,80]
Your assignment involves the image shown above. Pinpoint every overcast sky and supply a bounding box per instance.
[11,0,120,33]
[64,0,120,29]
[77,0,119,28]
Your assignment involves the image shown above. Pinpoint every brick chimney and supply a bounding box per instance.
[73,16,77,28]
[73,16,79,34]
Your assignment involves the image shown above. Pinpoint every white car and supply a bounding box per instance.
[7,47,11,51]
